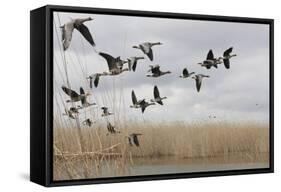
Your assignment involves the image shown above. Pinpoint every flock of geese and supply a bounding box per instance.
[59,17,237,147]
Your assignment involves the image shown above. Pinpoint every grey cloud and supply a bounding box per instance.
[53,11,270,123]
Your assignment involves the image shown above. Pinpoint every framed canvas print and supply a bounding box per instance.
[30,5,274,187]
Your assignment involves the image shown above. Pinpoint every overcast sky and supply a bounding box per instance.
[53,11,270,125]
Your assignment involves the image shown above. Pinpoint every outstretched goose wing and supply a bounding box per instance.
[62,86,79,98]
[140,43,153,61]
[207,49,214,60]
[132,60,138,72]
[131,90,137,105]
[99,52,117,70]
[196,77,202,92]
[223,59,230,69]
[223,47,233,69]
[80,87,86,105]
[128,136,133,146]
[183,68,188,76]
[146,48,153,61]
[154,86,160,99]
[61,22,74,51]
[89,78,93,88]
[223,47,233,57]
[75,23,95,46]
[94,75,100,87]
[133,135,140,146]
[141,106,146,113]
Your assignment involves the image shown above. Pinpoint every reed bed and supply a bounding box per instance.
[53,121,269,180]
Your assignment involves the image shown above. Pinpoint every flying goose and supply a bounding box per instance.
[208,115,216,119]
[99,52,129,75]
[60,17,95,50]
[101,107,114,117]
[179,68,195,78]
[79,87,96,108]
[106,122,120,135]
[127,56,145,72]
[87,73,103,88]
[62,86,90,103]
[222,47,237,69]
[198,50,222,69]
[62,86,95,108]
[62,107,79,119]
[151,86,167,105]
[132,42,162,61]
[192,74,210,92]
[82,118,93,127]
[127,133,142,147]
[130,90,155,113]
[146,65,171,77]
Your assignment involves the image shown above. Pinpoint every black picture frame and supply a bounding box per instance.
[30,5,274,187]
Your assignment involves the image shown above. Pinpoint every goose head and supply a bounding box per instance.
[153,42,162,45]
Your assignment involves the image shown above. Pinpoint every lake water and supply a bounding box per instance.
[54,153,269,180]
[98,153,269,178]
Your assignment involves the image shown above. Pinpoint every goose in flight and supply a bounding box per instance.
[222,47,237,69]
[82,118,93,127]
[61,86,95,108]
[62,107,79,119]
[87,73,103,88]
[62,86,90,103]
[179,68,195,78]
[198,50,222,69]
[127,133,142,147]
[99,52,129,76]
[106,122,120,135]
[146,65,171,77]
[101,107,114,117]
[79,87,96,108]
[127,56,145,72]
[130,90,155,113]
[132,42,162,61]
[151,86,167,105]
[60,17,95,50]
[192,74,210,92]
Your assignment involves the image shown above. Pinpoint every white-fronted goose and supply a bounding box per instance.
[62,107,79,119]
[146,65,171,77]
[198,50,222,69]
[130,90,155,113]
[87,73,104,88]
[127,56,145,72]
[106,122,120,135]
[150,86,167,105]
[179,68,195,78]
[82,118,93,127]
[132,42,162,61]
[222,47,237,69]
[127,133,142,147]
[60,17,95,50]
[192,74,210,92]
[101,107,114,117]
[99,52,129,76]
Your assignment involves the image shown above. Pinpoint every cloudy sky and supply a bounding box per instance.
[53,11,270,124]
